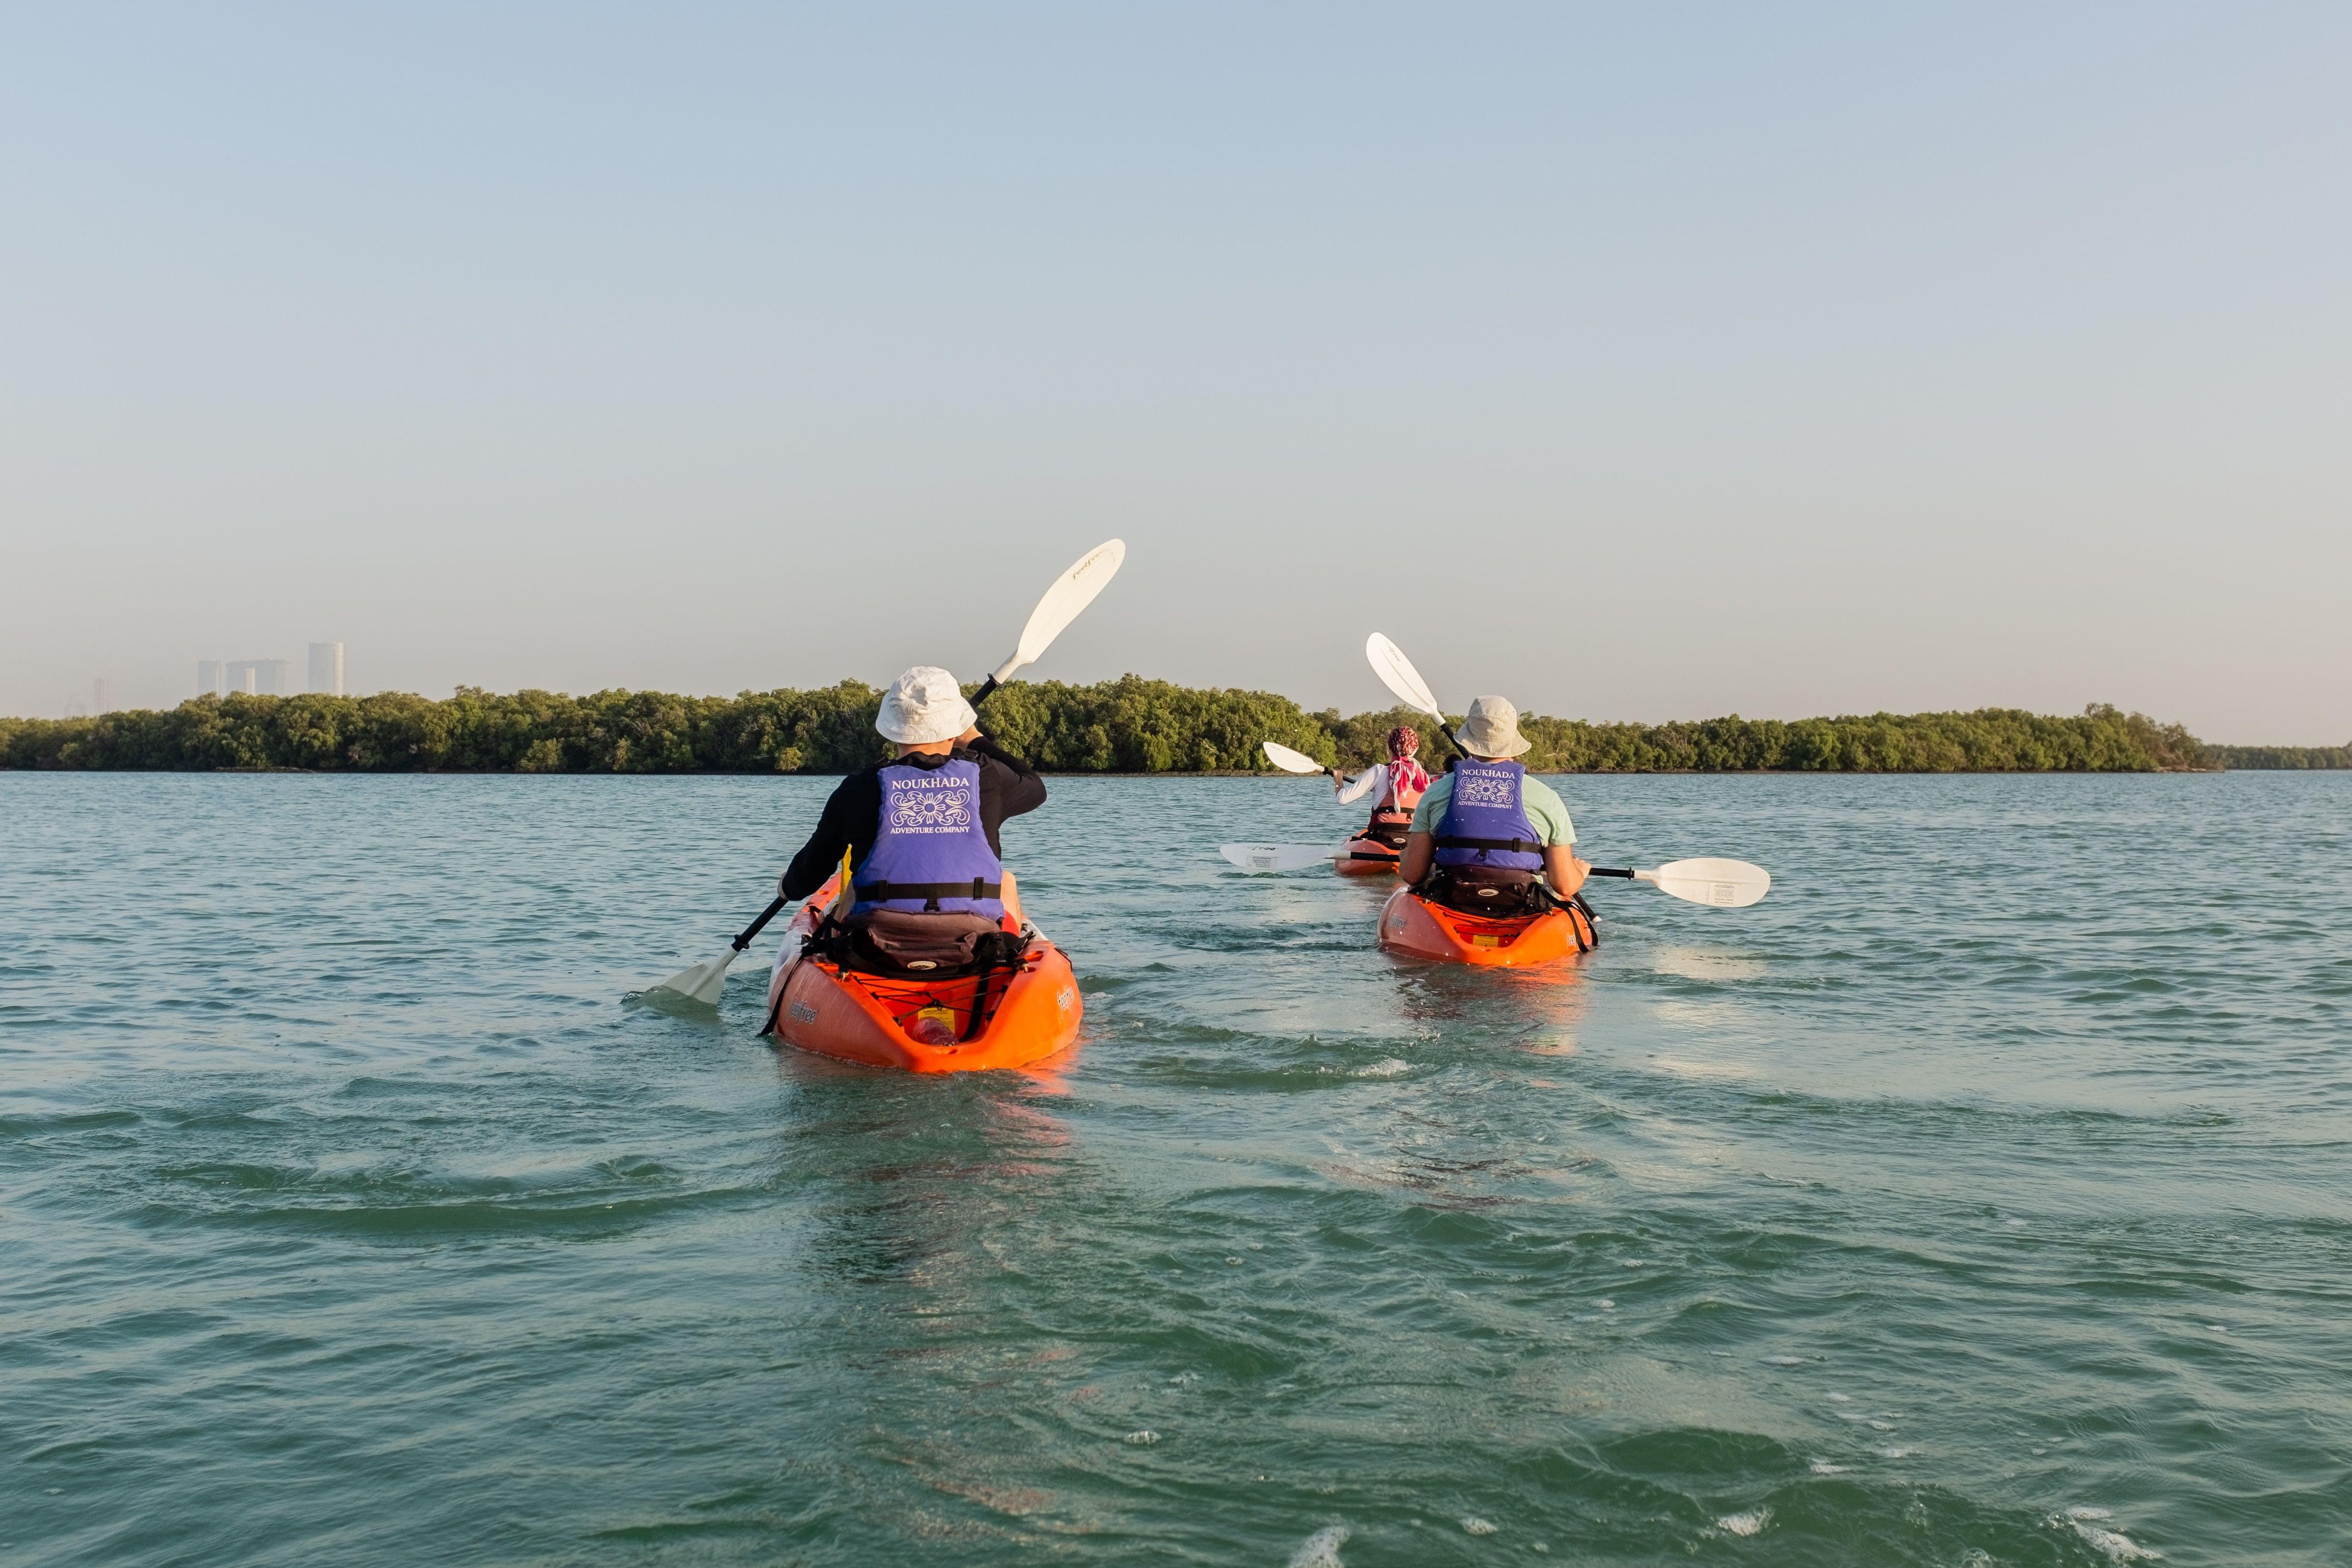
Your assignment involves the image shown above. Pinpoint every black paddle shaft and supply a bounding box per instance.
[732,896,789,951]
[1585,867,1636,880]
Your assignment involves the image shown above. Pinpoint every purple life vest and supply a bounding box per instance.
[1433,759,1545,872]
[851,757,1005,918]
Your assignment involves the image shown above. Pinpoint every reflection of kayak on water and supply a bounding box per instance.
[762,872,1083,1074]
[1377,884,1598,967]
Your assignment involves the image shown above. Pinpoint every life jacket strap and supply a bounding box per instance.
[1434,834,1544,856]
[854,878,1003,912]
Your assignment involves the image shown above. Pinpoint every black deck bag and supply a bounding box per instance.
[824,910,1028,977]
[1421,863,1549,917]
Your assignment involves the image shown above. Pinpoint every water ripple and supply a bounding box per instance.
[2,771,2347,1564]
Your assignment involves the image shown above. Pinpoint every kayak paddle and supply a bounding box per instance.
[1220,843,1351,873]
[1261,741,1325,775]
[1584,858,1772,908]
[968,538,1127,708]
[1365,631,1446,721]
[643,538,1127,1006]
[1365,632,1460,760]
[646,899,795,1006]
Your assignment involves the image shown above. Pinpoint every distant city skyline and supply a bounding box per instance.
[5,8,2348,741]
[170,646,346,706]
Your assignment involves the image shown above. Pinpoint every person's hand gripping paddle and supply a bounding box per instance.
[643,540,1127,1005]
[1363,631,1773,908]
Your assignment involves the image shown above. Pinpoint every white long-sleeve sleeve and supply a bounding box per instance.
[1335,762,1390,806]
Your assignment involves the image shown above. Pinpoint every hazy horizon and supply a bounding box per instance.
[4,6,2347,744]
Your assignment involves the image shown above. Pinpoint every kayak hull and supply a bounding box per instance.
[1334,832,1403,876]
[1377,885,1595,967]
[771,938,1082,1073]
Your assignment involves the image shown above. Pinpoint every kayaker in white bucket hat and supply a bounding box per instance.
[873,665,978,745]
[775,666,1045,969]
[1398,695,1588,910]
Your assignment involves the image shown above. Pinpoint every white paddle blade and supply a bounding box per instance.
[648,946,739,1005]
[1220,842,1346,873]
[1365,632,1444,719]
[1262,741,1324,775]
[992,538,1126,682]
[1639,858,1772,908]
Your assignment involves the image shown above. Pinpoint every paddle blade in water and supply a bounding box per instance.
[1261,741,1324,775]
[1365,632,1443,719]
[1220,843,1344,873]
[1641,858,1772,908]
[647,947,738,1005]
[995,539,1126,681]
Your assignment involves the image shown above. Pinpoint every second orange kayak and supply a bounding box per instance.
[1334,830,1404,876]
[1377,884,1597,967]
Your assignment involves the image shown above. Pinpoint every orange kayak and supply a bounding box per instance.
[1377,884,1597,967]
[1334,831,1403,876]
[762,876,1081,1073]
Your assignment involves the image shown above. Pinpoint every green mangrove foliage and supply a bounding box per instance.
[2202,742,2351,770]
[0,682,2242,773]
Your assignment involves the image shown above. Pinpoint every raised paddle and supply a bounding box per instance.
[643,539,1128,1005]
[1365,631,1445,721]
[1364,631,1460,760]
[1261,741,1326,775]
[1220,842,1352,873]
[1581,858,1772,908]
[968,538,1127,708]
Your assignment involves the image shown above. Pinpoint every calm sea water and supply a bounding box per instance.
[2,771,2346,1566]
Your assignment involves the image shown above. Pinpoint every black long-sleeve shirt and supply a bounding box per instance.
[779,735,1047,902]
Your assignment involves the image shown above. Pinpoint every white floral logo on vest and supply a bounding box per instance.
[1458,771,1515,807]
[886,775,975,832]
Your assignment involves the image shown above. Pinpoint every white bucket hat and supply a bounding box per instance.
[1453,694,1532,758]
[875,666,978,746]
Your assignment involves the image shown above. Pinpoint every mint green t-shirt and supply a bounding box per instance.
[1408,770,1576,846]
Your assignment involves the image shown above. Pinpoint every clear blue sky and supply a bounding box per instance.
[3,4,2346,741]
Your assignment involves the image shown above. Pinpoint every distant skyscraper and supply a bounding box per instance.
[308,642,345,696]
[93,678,114,714]
[223,658,291,694]
[198,660,223,697]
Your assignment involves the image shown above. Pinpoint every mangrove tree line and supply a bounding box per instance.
[0,680,2238,773]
